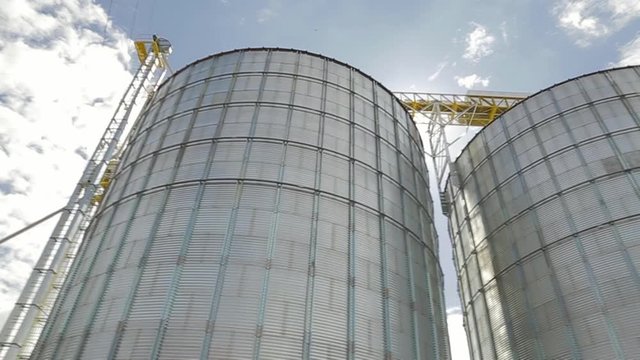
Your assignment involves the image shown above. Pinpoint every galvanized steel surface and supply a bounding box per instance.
[33,49,450,359]
[446,66,640,359]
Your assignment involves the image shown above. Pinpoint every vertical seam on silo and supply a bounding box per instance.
[414,163,443,359]
[520,100,582,360]
[148,59,219,359]
[548,85,624,356]
[347,68,357,360]
[422,168,437,353]
[50,189,126,359]
[405,237,422,359]
[398,103,422,359]
[250,51,279,360]
[150,182,205,357]
[454,145,498,360]
[391,101,419,360]
[73,189,143,360]
[372,85,393,360]
[447,146,490,359]
[494,120,547,360]
[437,262,449,359]
[551,80,633,357]
[114,190,170,359]
[422,250,440,359]
[103,112,179,359]
[602,71,640,290]
[512,258,546,359]
[450,171,482,359]
[199,50,252,359]
[478,130,536,360]
[301,53,324,360]
[48,82,170,359]
[105,76,195,359]
[604,72,640,200]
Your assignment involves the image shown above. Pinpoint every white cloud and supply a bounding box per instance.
[553,0,640,46]
[256,0,282,24]
[447,307,471,360]
[500,21,509,44]
[462,23,495,62]
[617,34,640,66]
[0,0,133,331]
[455,74,490,89]
[606,0,640,27]
[428,62,448,81]
[257,7,277,23]
[555,0,609,45]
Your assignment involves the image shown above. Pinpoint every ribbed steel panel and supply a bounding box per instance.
[32,49,449,359]
[447,66,640,359]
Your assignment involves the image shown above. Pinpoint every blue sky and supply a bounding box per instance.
[101,0,639,93]
[0,1,639,359]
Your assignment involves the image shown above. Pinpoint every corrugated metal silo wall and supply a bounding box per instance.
[446,66,640,360]
[33,49,450,359]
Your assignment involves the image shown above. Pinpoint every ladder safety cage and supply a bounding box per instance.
[0,36,171,360]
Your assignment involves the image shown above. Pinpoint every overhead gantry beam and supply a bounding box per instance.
[395,91,526,127]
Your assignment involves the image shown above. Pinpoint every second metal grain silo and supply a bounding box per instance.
[32,49,450,359]
[446,66,640,359]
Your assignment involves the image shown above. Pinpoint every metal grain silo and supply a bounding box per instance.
[32,49,450,359]
[446,66,640,359]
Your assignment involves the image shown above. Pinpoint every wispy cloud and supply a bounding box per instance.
[455,74,490,89]
[462,23,495,62]
[257,7,276,23]
[447,307,470,360]
[0,0,132,329]
[428,61,448,81]
[499,21,509,44]
[553,0,640,46]
[606,0,640,26]
[554,0,609,46]
[616,34,640,66]
[255,0,282,23]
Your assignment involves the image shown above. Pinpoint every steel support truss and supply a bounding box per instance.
[394,92,526,214]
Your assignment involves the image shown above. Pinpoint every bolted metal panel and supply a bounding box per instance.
[32,49,450,359]
[446,66,640,360]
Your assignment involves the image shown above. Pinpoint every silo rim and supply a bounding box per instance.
[443,64,640,192]
[162,47,400,103]
[155,47,424,147]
